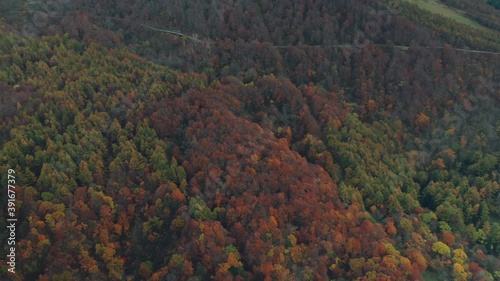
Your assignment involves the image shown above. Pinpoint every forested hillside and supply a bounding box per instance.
[0,0,499,280]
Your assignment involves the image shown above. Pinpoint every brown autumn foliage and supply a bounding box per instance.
[0,0,499,280]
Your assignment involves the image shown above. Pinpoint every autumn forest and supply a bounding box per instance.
[0,0,499,280]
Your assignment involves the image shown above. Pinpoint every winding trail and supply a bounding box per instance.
[2,11,499,55]
[120,18,500,56]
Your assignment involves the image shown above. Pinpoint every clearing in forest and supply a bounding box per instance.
[402,0,490,31]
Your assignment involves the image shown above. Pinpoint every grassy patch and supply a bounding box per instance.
[402,0,489,31]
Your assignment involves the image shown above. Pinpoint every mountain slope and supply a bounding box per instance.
[0,0,499,280]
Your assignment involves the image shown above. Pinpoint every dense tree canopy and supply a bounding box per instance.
[0,0,499,280]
